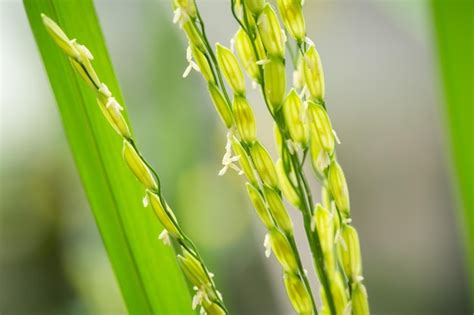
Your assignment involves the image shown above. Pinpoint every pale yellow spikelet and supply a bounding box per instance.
[303,45,325,101]
[122,140,158,191]
[263,185,293,234]
[283,89,307,146]
[283,272,313,315]
[257,4,285,58]
[249,141,279,188]
[275,159,301,209]
[263,57,286,112]
[307,101,335,155]
[147,191,181,238]
[269,228,298,272]
[208,83,234,128]
[328,160,350,218]
[232,96,256,143]
[216,44,246,96]
[352,282,370,315]
[246,183,274,229]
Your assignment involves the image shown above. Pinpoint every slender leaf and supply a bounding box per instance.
[23,0,193,313]
[431,0,474,302]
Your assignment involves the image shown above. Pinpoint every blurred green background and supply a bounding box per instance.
[0,0,471,314]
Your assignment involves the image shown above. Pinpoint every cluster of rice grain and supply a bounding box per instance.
[173,0,370,314]
[42,14,227,315]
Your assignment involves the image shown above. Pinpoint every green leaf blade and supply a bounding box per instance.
[23,0,193,313]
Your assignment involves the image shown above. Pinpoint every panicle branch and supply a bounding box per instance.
[42,13,227,315]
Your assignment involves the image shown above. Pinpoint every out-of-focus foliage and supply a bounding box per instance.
[432,0,474,302]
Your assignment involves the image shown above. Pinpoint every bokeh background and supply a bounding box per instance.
[1,0,471,314]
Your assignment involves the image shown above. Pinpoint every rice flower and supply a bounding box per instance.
[283,272,313,315]
[282,89,307,146]
[328,160,350,218]
[122,140,158,191]
[249,141,279,188]
[307,101,335,155]
[263,185,294,234]
[232,96,257,144]
[269,228,298,272]
[276,0,306,43]
[216,43,246,96]
[208,83,234,128]
[246,183,274,229]
[257,4,285,58]
[263,57,286,112]
[303,45,325,101]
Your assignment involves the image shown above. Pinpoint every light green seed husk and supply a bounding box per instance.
[234,28,261,83]
[96,97,131,140]
[283,272,313,315]
[249,141,279,188]
[147,191,181,238]
[244,0,265,15]
[307,101,335,154]
[330,271,349,315]
[208,83,234,128]
[264,57,286,112]
[232,96,256,144]
[257,4,285,58]
[122,140,158,191]
[246,183,274,228]
[41,14,80,60]
[216,43,246,96]
[177,247,211,287]
[182,20,205,51]
[338,224,362,281]
[328,160,350,217]
[283,89,307,146]
[263,185,294,234]
[232,138,257,184]
[269,228,298,272]
[351,282,370,315]
[276,159,301,209]
[191,45,215,83]
[203,301,227,315]
[276,0,306,43]
[303,45,325,101]
[313,204,335,271]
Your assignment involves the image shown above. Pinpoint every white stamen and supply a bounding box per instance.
[332,129,341,144]
[183,46,200,78]
[281,29,287,43]
[252,80,259,90]
[142,194,149,207]
[256,59,270,66]
[305,37,315,46]
[173,8,182,24]
[218,131,243,176]
[264,233,272,258]
[230,37,235,53]
[158,229,171,246]
[106,97,123,111]
[99,83,112,98]
[317,150,331,170]
[192,286,210,310]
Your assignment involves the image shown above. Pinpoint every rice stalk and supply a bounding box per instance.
[173,0,370,314]
[41,14,227,315]
[172,1,317,314]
